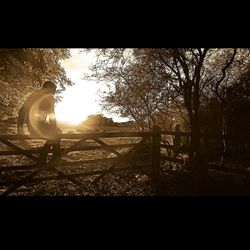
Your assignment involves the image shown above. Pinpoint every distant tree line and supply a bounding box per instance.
[82,114,118,127]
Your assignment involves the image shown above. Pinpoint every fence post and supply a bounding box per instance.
[151,125,161,183]
[173,124,181,158]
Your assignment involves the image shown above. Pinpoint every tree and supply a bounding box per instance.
[0,48,72,118]
[200,62,250,160]
[85,48,245,184]
[201,49,250,165]
[86,49,176,131]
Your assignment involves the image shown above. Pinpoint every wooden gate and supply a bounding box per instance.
[0,128,162,196]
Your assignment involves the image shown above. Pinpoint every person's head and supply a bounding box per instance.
[42,81,57,95]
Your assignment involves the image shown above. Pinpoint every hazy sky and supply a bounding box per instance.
[55,49,128,124]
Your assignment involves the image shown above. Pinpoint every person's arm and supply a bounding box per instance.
[47,95,58,130]
[17,93,34,135]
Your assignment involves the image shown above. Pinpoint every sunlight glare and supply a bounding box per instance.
[55,80,101,124]
[55,49,128,124]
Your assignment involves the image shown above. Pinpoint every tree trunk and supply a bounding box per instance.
[219,101,228,167]
[189,113,209,192]
[189,114,200,161]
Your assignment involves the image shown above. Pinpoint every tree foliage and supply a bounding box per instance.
[85,49,177,130]
[0,48,72,118]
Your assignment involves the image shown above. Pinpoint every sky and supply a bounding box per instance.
[55,49,128,124]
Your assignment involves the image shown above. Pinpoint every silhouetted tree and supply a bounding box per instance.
[200,61,250,161]
[201,49,250,165]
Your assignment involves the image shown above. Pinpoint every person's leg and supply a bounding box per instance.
[39,140,52,164]
[39,123,61,162]
[51,138,61,161]
[27,124,51,164]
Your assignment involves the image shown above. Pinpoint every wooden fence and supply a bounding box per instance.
[1,124,247,195]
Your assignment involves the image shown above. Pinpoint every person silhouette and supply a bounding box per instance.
[17,81,61,163]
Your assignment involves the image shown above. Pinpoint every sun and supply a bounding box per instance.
[55,104,85,125]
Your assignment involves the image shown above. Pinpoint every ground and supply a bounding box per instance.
[2,160,250,196]
[0,168,153,196]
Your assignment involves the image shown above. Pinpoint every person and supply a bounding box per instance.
[17,81,61,163]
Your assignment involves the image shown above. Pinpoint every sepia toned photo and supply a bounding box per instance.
[0,48,250,196]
